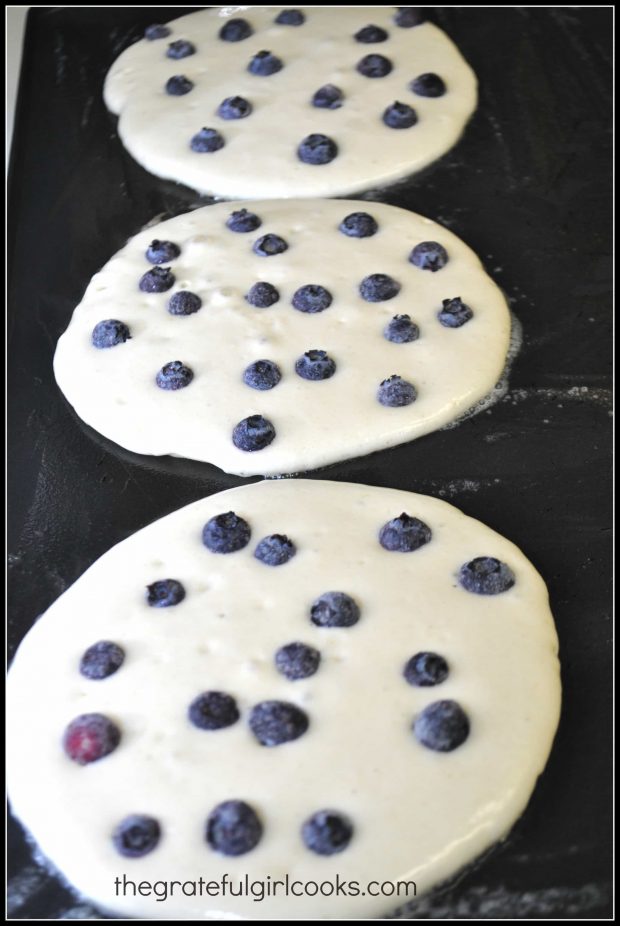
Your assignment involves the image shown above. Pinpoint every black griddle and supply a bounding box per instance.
[7,7,613,919]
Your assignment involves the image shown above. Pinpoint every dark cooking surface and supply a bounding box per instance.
[7,7,612,919]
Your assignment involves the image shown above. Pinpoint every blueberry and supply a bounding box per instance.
[219,18,253,42]
[80,641,125,680]
[312,84,344,110]
[227,208,261,233]
[155,361,194,390]
[414,700,470,752]
[217,96,253,119]
[410,72,446,98]
[249,700,309,746]
[146,239,180,264]
[339,212,378,238]
[206,801,263,856]
[165,75,194,96]
[275,9,305,25]
[202,511,251,554]
[292,284,333,314]
[377,375,417,407]
[359,273,401,302]
[355,24,388,43]
[302,811,353,855]
[243,359,282,391]
[167,40,195,59]
[409,241,448,272]
[295,350,336,381]
[379,513,431,551]
[188,691,240,730]
[245,282,280,307]
[139,266,175,293]
[404,652,449,687]
[248,50,283,76]
[383,101,418,129]
[310,592,360,628]
[232,415,276,452]
[458,557,516,595]
[254,534,296,566]
[91,319,131,349]
[113,816,161,858]
[190,127,225,153]
[275,642,320,680]
[145,24,170,40]
[356,54,393,78]
[168,291,202,316]
[394,7,425,28]
[438,297,473,328]
[146,578,186,607]
[384,314,419,343]
[297,134,338,165]
[63,713,121,765]
[253,233,288,257]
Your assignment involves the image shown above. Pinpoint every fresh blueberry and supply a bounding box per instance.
[295,350,336,381]
[91,320,131,349]
[167,40,195,60]
[232,415,276,452]
[168,291,202,316]
[377,375,417,407]
[414,700,470,752]
[227,208,262,233]
[339,212,378,238]
[275,9,305,25]
[245,282,280,307]
[113,816,161,858]
[302,811,353,855]
[458,557,516,595]
[310,592,360,628]
[217,96,253,119]
[379,513,431,551]
[297,134,338,165]
[254,534,296,566]
[190,127,225,153]
[359,273,401,302]
[202,511,251,554]
[63,713,121,765]
[145,24,170,40]
[438,297,473,328]
[356,54,393,78]
[146,578,186,607]
[155,361,194,390]
[188,691,240,730]
[394,7,425,28]
[206,801,263,856]
[248,700,309,746]
[384,314,419,343]
[404,652,449,687]
[248,50,283,76]
[292,284,333,314]
[139,266,175,293]
[409,241,448,272]
[80,641,125,680]
[275,642,320,680]
[355,24,388,43]
[312,84,344,109]
[165,75,194,96]
[146,239,180,264]
[219,18,253,42]
[253,233,288,257]
[410,72,446,97]
[243,359,282,391]
[383,101,418,129]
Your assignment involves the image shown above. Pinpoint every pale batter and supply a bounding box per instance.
[7,480,561,918]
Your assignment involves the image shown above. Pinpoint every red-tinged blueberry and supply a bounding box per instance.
[311,591,360,628]
[168,291,202,316]
[275,642,320,680]
[227,208,262,233]
[292,284,333,314]
[297,134,338,165]
[146,239,180,264]
[91,320,131,349]
[359,273,401,302]
[190,127,225,153]
[254,534,296,566]
[355,24,388,43]
[139,266,175,293]
[409,241,448,272]
[217,95,253,119]
[414,700,470,752]
[383,101,418,129]
[356,53,393,77]
[243,359,282,391]
[394,7,425,28]
[246,281,280,307]
[379,512,431,551]
[410,72,446,97]
[188,691,240,730]
[145,24,170,40]
[339,211,378,238]
[438,297,473,328]
[167,39,195,59]
[202,511,251,554]
[248,50,283,76]
[206,801,263,856]
[219,18,253,42]
[312,84,344,109]
[302,810,353,855]
[275,9,305,25]
[80,641,125,680]
[232,416,276,452]
[146,578,186,607]
[384,314,419,343]
[113,815,161,858]
[404,652,448,687]
[458,557,516,595]
[295,350,336,381]
[253,233,288,256]
[63,713,121,765]
[155,360,193,390]
[249,700,309,746]
[377,375,417,407]
[165,74,194,96]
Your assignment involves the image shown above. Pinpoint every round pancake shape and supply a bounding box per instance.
[103,7,477,198]
[7,480,561,919]
[53,199,511,476]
